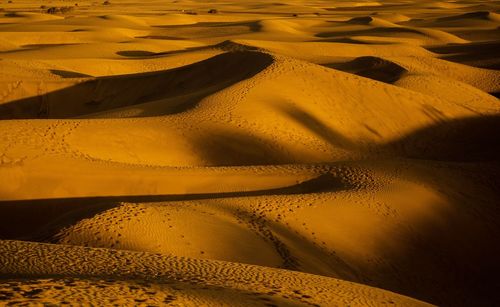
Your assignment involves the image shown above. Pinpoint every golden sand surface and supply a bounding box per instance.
[0,0,499,306]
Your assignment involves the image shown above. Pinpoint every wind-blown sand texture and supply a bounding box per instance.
[0,0,499,306]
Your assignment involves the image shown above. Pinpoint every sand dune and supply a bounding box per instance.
[325,56,408,83]
[436,11,500,23]
[0,240,432,306]
[0,51,272,118]
[1,0,499,306]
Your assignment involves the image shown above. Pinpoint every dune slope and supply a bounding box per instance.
[1,0,499,306]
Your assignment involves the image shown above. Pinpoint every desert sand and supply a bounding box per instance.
[0,0,499,306]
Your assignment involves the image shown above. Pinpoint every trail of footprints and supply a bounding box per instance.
[0,278,178,306]
[0,276,325,307]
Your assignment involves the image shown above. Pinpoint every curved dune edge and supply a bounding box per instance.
[0,50,274,119]
[0,240,432,306]
[1,158,499,307]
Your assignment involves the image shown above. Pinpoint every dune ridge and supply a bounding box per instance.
[0,240,432,306]
[1,0,499,306]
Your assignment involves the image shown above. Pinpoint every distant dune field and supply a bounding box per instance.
[0,0,499,306]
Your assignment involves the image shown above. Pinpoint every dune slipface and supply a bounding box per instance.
[0,0,499,306]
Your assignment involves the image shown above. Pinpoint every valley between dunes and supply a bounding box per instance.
[1,0,499,306]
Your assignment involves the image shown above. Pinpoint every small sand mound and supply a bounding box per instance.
[98,15,149,27]
[415,27,468,44]
[215,40,259,52]
[3,11,63,21]
[258,19,307,35]
[328,56,407,83]
[346,16,373,24]
[438,11,500,22]
[421,1,467,9]
[370,12,411,23]
[346,16,398,27]
[341,1,382,7]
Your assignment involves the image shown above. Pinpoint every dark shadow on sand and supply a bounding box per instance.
[0,173,351,241]
[324,56,407,83]
[384,114,500,162]
[0,50,272,119]
[427,41,500,70]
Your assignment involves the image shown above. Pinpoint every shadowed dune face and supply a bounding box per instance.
[324,56,407,83]
[0,51,273,119]
[0,0,500,306]
[275,103,358,150]
[427,41,500,70]
[0,201,118,241]
[1,159,499,306]
[193,128,294,166]
[385,115,500,162]
[0,173,352,241]
[49,69,93,78]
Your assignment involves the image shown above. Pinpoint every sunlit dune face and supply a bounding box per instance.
[0,0,499,306]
